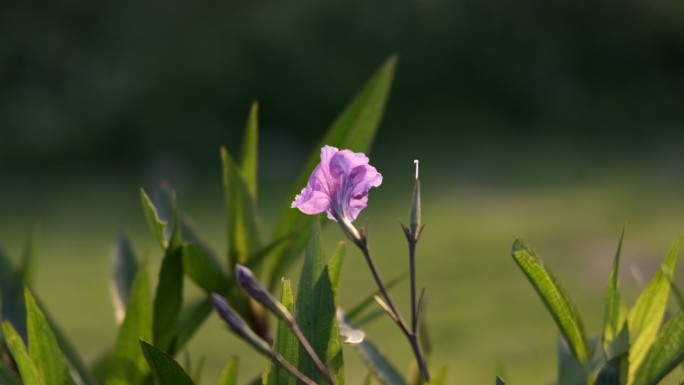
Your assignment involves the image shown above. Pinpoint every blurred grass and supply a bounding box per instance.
[1,158,684,384]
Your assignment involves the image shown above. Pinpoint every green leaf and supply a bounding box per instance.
[221,147,262,268]
[140,339,195,385]
[25,289,76,385]
[106,266,152,385]
[267,56,397,289]
[295,219,342,384]
[626,231,682,382]
[34,296,99,385]
[2,321,46,385]
[241,101,259,200]
[266,279,298,385]
[602,228,629,359]
[496,376,506,385]
[141,188,168,249]
[182,243,229,293]
[217,357,239,385]
[111,232,139,324]
[175,297,214,352]
[632,311,684,385]
[153,244,184,353]
[511,239,590,364]
[326,242,346,385]
[354,335,408,385]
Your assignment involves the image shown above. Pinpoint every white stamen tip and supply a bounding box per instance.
[414,159,419,180]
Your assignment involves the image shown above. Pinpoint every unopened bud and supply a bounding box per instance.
[409,160,422,238]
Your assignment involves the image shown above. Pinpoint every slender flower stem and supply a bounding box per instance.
[288,319,335,385]
[408,238,418,334]
[269,351,320,385]
[357,241,430,382]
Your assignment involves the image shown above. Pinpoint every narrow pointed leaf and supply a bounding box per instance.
[34,295,99,385]
[182,243,229,293]
[140,339,195,385]
[267,56,397,289]
[2,321,46,385]
[25,289,76,385]
[106,266,152,385]
[627,232,682,381]
[221,147,262,269]
[110,232,139,324]
[511,239,590,364]
[241,101,259,199]
[496,376,506,385]
[266,279,298,385]
[217,357,239,385]
[153,244,184,353]
[141,189,167,249]
[295,219,341,384]
[354,335,408,385]
[632,311,684,385]
[603,228,628,359]
[327,243,346,384]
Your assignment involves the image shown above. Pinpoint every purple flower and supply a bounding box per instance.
[292,145,382,222]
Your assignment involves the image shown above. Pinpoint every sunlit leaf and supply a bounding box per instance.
[632,311,684,385]
[267,56,397,290]
[602,228,629,359]
[511,239,590,364]
[140,339,195,385]
[266,279,298,385]
[141,188,168,249]
[626,232,682,382]
[25,289,76,385]
[106,266,152,385]
[2,321,46,385]
[295,218,341,384]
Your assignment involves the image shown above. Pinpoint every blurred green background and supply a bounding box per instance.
[2,0,684,383]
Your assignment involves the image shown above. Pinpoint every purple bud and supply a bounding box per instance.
[211,293,246,333]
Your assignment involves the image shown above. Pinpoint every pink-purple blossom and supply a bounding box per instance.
[292,145,382,222]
